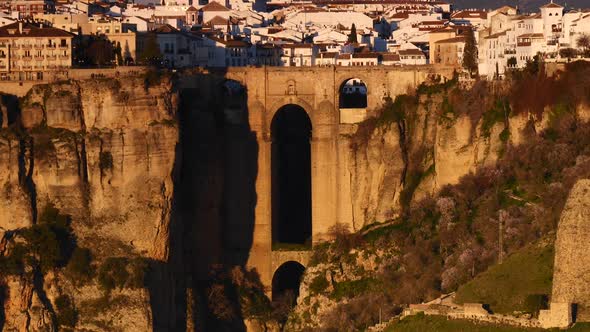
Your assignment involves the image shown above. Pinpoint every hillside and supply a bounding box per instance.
[289,61,590,331]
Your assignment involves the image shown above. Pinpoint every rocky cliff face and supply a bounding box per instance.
[345,91,518,228]
[551,179,590,321]
[0,76,178,331]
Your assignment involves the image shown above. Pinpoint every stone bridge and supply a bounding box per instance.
[182,65,456,297]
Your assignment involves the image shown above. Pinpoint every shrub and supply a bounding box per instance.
[98,257,129,292]
[55,295,77,328]
[127,257,148,289]
[331,278,377,301]
[99,151,113,171]
[524,294,549,317]
[65,247,93,283]
[309,275,329,295]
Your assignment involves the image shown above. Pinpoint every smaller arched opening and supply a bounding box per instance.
[272,261,305,303]
[222,79,247,124]
[339,78,367,109]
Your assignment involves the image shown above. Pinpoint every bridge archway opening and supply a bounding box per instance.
[272,261,305,303]
[222,79,247,124]
[339,78,367,109]
[271,104,312,246]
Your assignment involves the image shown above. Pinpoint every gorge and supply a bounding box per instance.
[1,62,590,331]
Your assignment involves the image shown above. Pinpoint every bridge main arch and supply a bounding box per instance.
[271,104,312,246]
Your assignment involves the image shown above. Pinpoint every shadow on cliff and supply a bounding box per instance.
[146,69,258,332]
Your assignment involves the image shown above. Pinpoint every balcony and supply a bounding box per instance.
[34,65,43,69]
[22,65,32,70]
[552,28,562,33]
[46,55,57,60]
[34,44,44,49]
[35,55,44,60]
[21,44,32,50]
[58,44,68,49]
[46,44,56,49]
[22,55,33,61]
[517,42,531,47]
[59,54,69,59]
[504,49,516,54]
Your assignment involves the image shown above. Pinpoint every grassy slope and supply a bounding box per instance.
[455,240,554,314]
[385,315,590,332]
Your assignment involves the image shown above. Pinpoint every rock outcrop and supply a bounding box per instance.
[550,179,590,322]
[0,76,178,331]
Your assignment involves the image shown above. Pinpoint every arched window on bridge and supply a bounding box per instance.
[222,79,247,124]
[271,105,312,247]
[272,261,305,324]
[339,78,367,109]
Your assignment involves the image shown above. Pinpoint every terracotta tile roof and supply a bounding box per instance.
[207,15,229,25]
[186,5,198,11]
[398,49,425,56]
[484,31,507,39]
[0,22,74,38]
[337,53,351,59]
[352,52,378,59]
[153,24,179,33]
[436,36,466,44]
[200,1,229,12]
[517,33,544,38]
[390,12,409,19]
[210,36,249,47]
[320,51,337,57]
[280,43,313,48]
[452,10,487,19]
[382,53,400,61]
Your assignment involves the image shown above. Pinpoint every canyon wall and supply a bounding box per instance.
[551,178,590,322]
[0,76,178,331]
[1,69,586,331]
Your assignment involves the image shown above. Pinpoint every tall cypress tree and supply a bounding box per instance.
[462,27,478,77]
[348,23,358,43]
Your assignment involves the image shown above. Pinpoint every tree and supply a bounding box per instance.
[348,23,358,43]
[577,34,590,57]
[462,27,478,77]
[115,41,123,65]
[507,56,517,67]
[559,48,577,61]
[140,33,162,66]
[86,37,114,67]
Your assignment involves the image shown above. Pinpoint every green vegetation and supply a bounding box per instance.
[481,98,509,137]
[386,314,590,332]
[386,314,544,332]
[65,247,93,284]
[98,257,147,293]
[462,27,479,77]
[377,95,413,127]
[330,278,378,301]
[99,151,114,171]
[399,163,435,210]
[149,119,177,127]
[55,295,78,330]
[416,75,457,96]
[309,275,329,295]
[455,242,554,315]
[300,63,590,330]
